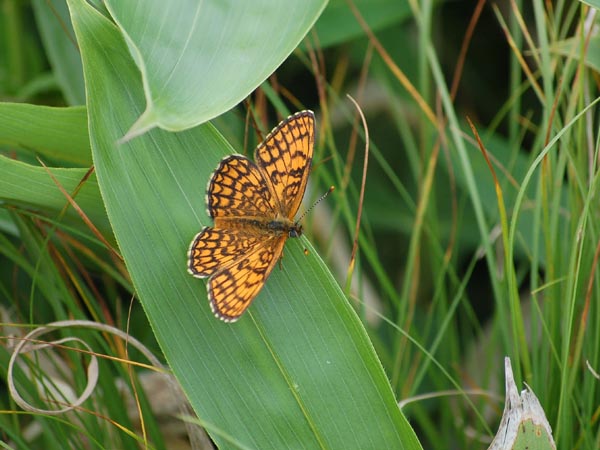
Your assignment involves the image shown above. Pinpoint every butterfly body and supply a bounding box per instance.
[213,214,301,237]
[188,111,314,322]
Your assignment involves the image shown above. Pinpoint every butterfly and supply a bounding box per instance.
[188,111,314,322]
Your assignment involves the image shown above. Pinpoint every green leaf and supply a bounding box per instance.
[313,0,412,48]
[69,0,421,448]
[32,0,86,105]
[0,156,109,235]
[0,103,91,166]
[578,0,600,9]
[104,0,328,138]
[551,36,600,72]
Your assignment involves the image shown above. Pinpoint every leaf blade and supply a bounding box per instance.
[106,0,328,135]
[69,0,421,447]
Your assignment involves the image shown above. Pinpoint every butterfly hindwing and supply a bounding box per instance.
[207,236,286,322]
[188,227,265,277]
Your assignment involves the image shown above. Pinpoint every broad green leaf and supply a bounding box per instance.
[0,156,109,235]
[69,0,421,448]
[0,103,91,166]
[104,0,328,138]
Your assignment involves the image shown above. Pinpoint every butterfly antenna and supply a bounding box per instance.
[295,186,335,226]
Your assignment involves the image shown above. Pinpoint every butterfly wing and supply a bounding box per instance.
[188,227,287,322]
[188,227,264,277]
[207,235,286,322]
[206,154,277,223]
[254,110,314,219]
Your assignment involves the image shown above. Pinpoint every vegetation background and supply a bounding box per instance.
[0,0,598,449]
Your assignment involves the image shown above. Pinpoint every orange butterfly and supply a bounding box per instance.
[188,111,314,322]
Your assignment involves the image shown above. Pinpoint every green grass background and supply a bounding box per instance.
[0,0,598,449]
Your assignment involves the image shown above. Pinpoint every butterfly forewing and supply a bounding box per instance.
[254,111,314,219]
[206,155,277,220]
